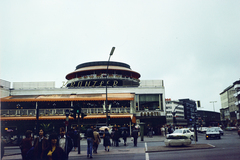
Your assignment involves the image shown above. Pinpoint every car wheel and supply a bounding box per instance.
[190,136,194,141]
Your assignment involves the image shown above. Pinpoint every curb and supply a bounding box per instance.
[145,144,215,153]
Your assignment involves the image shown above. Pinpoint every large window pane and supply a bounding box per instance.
[139,94,161,111]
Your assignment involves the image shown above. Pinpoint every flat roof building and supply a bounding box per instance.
[1,61,166,136]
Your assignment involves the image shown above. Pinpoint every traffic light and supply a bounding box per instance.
[76,107,80,114]
[197,101,201,108]
[81,113,87,119]
[107,116,110,121]
[70,107,76,119]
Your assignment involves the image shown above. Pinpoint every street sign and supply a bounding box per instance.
[65,121,69,126]
[65,109,70,117]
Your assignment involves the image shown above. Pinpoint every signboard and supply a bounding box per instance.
[136,119,140,124]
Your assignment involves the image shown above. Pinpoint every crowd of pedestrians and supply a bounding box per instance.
[4,125,140,160]
[19,128,73,160]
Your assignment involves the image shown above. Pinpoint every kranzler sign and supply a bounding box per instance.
[67,79,122,88]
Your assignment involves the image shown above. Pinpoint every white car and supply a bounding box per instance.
[164,135,191,146]
[212,127,224,135]
[206,128,221,139]
[167,129,194,140]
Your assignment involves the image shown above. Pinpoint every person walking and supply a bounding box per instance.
[113,128,120,147]
[1,136,6,160]
[59,127,73,160]
[122,130,128,146]
[86,126,95,158]
[93,128,101,153]
[161,126,165,136]
[33,129,49,160]
[132,127,138,147]
[72,128,78,151]
[168,126,172,134]
[19,130,33,160]
[43,133,65,160]
[110,129,115,146]
[103,128,111,151]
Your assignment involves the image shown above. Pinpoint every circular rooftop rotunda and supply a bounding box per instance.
[65,61,141,88]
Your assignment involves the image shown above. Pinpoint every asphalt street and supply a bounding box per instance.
[2,131,240,160]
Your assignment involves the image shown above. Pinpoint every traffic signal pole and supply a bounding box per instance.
[78,112,81,154]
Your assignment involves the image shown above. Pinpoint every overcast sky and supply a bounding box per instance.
[1,1,240,112]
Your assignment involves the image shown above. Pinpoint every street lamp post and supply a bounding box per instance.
[210,101,217,112]
[106,47,115,126]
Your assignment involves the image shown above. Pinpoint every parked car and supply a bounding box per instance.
[164,135,191,146]
[212,127,224,135]
[225,127,237,131]
[206,127,221,140]
[167,128,194,141]
[238,128,240,137]
[198,127,208,133]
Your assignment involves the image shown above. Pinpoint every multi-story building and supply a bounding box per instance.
[0,61,166,136]
[220,79,240,126]
[179,99,197,126]
[196,110,220,127]
[165,100,187,126]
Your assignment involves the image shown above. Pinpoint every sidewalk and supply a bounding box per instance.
[2,135,214,159]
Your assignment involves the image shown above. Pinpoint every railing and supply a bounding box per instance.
[0,108,131,117]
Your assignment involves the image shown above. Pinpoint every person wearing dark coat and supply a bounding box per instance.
[113,128,120,147]
[33,129,49,160]
[122,130,128,146]
[132,127,138,147]
[1,138,6,159]
[72,128,78,151]
[20,130,33,160]
[111,130,116,146]
[103,129,111,151]
[43,133,65,160]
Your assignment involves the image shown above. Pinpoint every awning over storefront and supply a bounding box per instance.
[0,93,135,102]
[0,114,136,123]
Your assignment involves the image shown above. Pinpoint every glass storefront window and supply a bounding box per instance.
[139,94,162,111]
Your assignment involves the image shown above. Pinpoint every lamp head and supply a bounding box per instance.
[110,47,115,56]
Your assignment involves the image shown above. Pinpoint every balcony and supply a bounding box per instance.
[234,91,240,97]
[0,107,131,117]
[235,100,240,106]
[234,84,240,89]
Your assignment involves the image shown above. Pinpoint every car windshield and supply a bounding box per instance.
[207,128,218,132]
[173,130,183,133]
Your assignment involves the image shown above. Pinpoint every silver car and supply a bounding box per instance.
[164,135,191,146]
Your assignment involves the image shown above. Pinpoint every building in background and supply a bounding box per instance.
[196,110,221,127]
[179,99,197,126]
[0,79,10,98]
[165,100,187,126]
[220,79,240,127]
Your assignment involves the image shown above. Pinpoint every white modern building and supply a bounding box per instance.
[0,61,166,135]
[220,79,240,126]
[165,100,187,126]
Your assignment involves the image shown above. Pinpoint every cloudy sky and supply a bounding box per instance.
[1,1,240,112]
